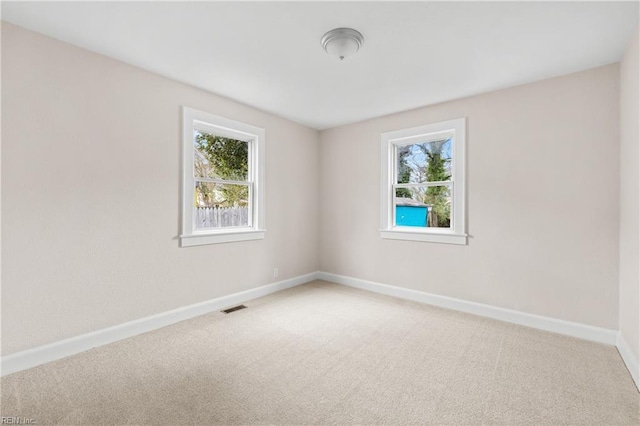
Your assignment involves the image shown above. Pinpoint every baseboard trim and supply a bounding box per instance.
[318,272,618,346]
[616,333,640,391]
[1,271,320,377]
[2,271,624,378]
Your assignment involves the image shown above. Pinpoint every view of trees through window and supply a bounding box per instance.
[194,130,249,208]
[192,130,250,229]
[396,138,452,228]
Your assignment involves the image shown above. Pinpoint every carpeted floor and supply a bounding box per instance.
[1,280,638,425]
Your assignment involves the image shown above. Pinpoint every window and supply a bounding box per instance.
[181,107,265,247]
[380,118,466,245]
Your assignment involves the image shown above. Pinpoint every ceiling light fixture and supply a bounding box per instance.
[321,28,364,61]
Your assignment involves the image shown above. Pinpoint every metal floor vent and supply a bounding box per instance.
[222,304,247,314]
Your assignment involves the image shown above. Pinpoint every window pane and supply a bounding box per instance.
[396,138,452,184]
[194,131,248,181]
[395,187,428,227]
[195,182,249,229]
[395,185,451,228]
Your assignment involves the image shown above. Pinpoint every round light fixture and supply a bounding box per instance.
[321,28,364,61]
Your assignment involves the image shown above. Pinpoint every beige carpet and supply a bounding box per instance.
[1,281,638,425]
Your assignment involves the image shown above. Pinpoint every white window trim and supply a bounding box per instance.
[181,107,265,247]
[380,118,467,245]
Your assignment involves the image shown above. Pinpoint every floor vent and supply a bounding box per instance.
[222,305,247,314]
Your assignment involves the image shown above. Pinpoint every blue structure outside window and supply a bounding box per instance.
[395,197,429,227]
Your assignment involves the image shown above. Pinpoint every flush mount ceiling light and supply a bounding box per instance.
[321,28,364,61]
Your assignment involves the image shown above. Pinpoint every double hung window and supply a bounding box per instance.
[181,107,265,246]
[380,118,466,245]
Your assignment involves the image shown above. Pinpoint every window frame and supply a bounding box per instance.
[380,118,467,245]
[181,107,265,247]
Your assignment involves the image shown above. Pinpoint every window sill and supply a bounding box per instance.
[180,229,266,247]
[380,229,467,245]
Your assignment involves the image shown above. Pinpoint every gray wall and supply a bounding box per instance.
[2,21,632,358]
[619,27,639,361]
[319,64,621,329]
[1,23,320,355]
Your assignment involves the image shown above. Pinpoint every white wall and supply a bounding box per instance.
[1,21,630,357]
[619,27,639,362]
[320,64,621,330]
[1,23,320,355]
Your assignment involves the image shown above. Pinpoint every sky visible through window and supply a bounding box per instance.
[397,138,452,184]
[395,137,453,228]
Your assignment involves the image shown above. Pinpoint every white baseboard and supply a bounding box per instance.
[616,333,640,391]
[1,271,320,377]
[318,272,618,346]
[2,270,625,379]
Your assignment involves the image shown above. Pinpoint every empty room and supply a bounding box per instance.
[1,1,639,425]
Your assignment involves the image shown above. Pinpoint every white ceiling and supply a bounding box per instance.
[2,2,638,130]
